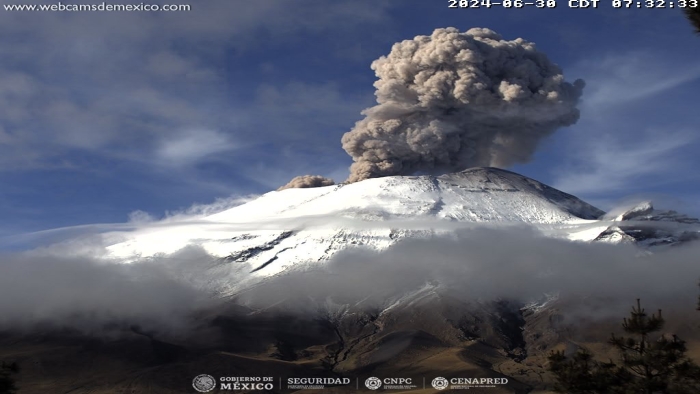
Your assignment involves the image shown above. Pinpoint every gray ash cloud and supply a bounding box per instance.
[341,27,584,183]
[278,175,335,190]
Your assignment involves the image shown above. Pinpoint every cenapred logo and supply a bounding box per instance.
[449,377,509,390]
[431,377,449,390]
[365,377,382,390]
[192,374,216,393]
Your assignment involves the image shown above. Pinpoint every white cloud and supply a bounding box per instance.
[575,52,700,112]
[553,129,698,196]
[0,0,391,172]
[162,194,259,220]
[127,210,156,224]
[156,129,236,165]
[552,50,700,199]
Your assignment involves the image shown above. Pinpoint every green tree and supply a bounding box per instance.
[686,6,700,34]
[548,348,628,393]
[548,299,700,394]
[0,362,19,394]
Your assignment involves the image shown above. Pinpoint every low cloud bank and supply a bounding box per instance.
[1,226,698,336]
[236,227,700,317]
[0,247,237,337]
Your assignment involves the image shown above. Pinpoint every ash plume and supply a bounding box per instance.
[278,175,335,190]
[342,27,585,183]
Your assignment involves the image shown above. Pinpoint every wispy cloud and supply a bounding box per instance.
[155,129,236,166]
[578,52,700,110]
[0,1,390,173]
[0,0,393,232]
[552,50,700,201]
[553,128,698,196]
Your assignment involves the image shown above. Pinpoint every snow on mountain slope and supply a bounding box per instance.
[103,168,605,276]
[595,201,700,247]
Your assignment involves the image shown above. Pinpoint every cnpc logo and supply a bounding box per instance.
[365,377,414,390]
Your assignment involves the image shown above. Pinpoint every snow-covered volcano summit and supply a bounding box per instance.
[103,168,609,276]
[216,167,604,223]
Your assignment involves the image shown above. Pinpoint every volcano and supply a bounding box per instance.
[103,167,695,276]
[4,168,700,394]
[104,167,604,270]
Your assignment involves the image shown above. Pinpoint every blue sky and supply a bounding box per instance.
[0,0,699,237]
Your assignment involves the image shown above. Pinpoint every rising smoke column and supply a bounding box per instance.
[342,27,585,183]
[278,175,335,190]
